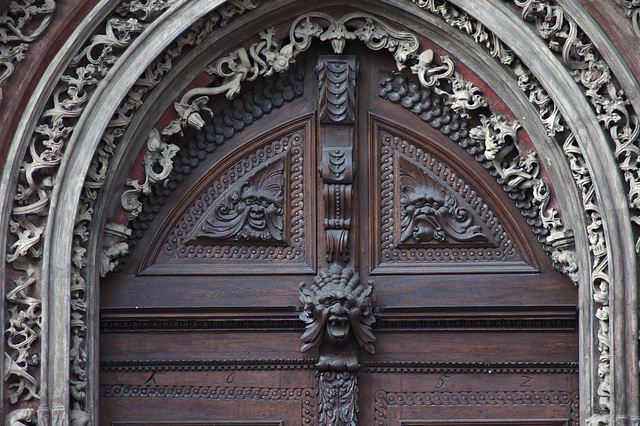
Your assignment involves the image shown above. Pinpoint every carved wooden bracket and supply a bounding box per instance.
[318,56,358,266]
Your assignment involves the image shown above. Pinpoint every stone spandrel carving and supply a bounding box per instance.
[198,159,285,242]
[164,11,425,136]
[399,157,488,245]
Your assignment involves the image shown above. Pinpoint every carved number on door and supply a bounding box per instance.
[435,373,452,389]
[520,375,533,388]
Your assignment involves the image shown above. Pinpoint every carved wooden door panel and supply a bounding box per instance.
[100,39,578,425]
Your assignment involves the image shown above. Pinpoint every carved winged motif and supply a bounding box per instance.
[399,157,487,244]
[299,265,375,355]
[198,159,285,242]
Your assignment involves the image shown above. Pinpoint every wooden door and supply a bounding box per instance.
[99,44,578,425]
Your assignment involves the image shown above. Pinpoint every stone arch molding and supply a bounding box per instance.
[0,0,638,424]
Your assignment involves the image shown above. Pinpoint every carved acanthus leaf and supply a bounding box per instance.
[316,371,358,426]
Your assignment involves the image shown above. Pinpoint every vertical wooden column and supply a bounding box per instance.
[317,55,357,268]
[298,55,375,426]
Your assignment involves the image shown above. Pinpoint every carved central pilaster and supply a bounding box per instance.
[318,56,358,267]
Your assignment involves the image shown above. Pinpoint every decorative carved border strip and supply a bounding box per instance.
[373,390,579,426]
[100,358,316,372]
[361,361,578,374]
[99,359,577,374]
[99,315,576,332]
[99,385,315,424]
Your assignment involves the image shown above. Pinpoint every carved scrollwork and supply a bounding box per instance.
[0,0,56,105]
[198,159,285,242]
[164,11,423,135]
[399,158,488,244]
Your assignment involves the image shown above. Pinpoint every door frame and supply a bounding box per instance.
[1,0,637,424]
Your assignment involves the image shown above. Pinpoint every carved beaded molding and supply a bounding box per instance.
[2,0,638,424]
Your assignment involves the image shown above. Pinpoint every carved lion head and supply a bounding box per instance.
[299,265,375,354]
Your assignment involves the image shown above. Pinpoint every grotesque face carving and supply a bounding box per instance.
[299,265,375,354]
[198,160,284,242]
[399,157,488,245]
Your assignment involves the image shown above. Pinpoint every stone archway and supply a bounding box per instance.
[0,1,638,424]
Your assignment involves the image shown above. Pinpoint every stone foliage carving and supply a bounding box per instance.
[5,408,37,426]
[408,0,628,418]
[118,69,303,269]
[121,128,179,221]
[164,11,426,135]
[3,0,630,424]
[100,223,131,277]
[198,159,285,242]
[399,158,488,244]
[378,71,572,273]
[5,1,172,416]
[512,0,640,417]
[0,0,56,105]
[299,265,376,361]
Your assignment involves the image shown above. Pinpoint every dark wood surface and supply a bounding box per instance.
[100,43,577,425]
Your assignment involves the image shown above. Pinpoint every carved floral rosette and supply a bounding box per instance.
[164,130,304,261]
[379,132,520,265]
